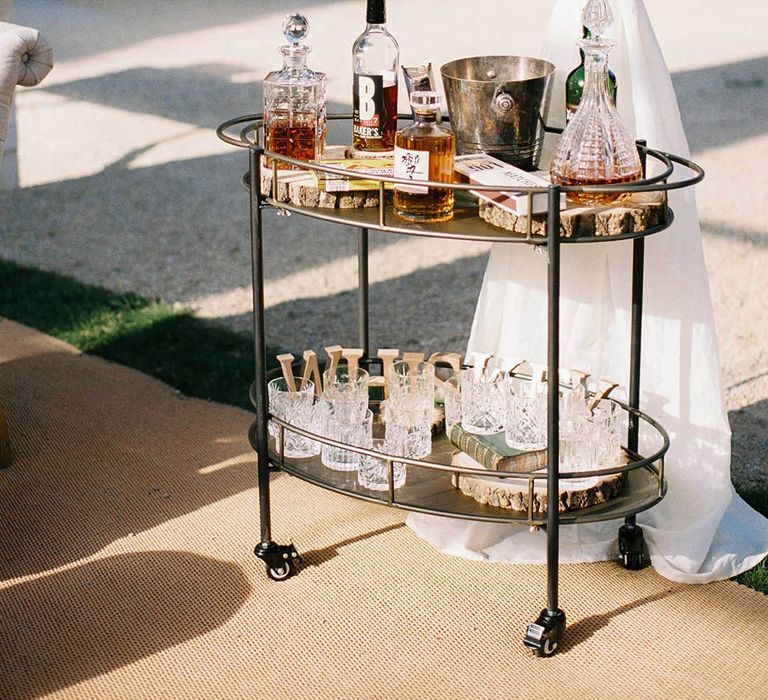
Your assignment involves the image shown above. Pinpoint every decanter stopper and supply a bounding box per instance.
[581,0,613,39]
[282,12,309,45]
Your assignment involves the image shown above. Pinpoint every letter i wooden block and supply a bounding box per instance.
[377,349,399,397]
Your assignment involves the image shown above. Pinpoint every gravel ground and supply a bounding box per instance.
[1,1,766,495]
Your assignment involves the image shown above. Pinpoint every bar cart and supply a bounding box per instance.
[216,114,704,656]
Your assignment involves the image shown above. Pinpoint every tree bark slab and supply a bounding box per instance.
[451,450,629,513]
[259,157,392,209]
[479,191,667,238]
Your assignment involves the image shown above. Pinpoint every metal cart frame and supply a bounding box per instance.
[217,114,704,655]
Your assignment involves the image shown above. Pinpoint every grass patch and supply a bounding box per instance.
[734,557,768,591]
[0,258,275,411]
[0,257,765,593]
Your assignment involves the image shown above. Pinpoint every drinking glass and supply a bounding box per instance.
[559,422,598,471]
[505,377,547,450]
[320,406,373,472]
[268,377,319,459]
[459,367,506,435]
[357,438,406,491]
[383,400,432,460]
[554,382,590,470]
[590,398,621,467]
[322,365,370,422]
[384,360,434,459]
[386,360,435,401]
[442,375,461,436]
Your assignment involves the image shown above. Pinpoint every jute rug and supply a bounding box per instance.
[0,319,765,700]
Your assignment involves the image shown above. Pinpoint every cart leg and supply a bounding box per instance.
[524,186,566,656]
[618,519,646,570]
[248,147,300,581]
[358,227,370,358]
[619,235,647,570]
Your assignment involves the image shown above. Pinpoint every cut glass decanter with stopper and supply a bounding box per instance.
[549,0,642,204]
[262,12,327,168]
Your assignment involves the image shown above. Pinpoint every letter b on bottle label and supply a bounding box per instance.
[358,76,376,121]
[353,73,384,139]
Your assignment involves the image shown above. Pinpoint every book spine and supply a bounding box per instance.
[448,424,506,471]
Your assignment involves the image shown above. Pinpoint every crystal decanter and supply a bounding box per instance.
[263,13,326,168]
[550,0,641,204]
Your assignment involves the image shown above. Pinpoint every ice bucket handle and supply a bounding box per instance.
[493,90,515,113]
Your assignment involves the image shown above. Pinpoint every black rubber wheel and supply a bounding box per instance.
[266,561,293,581]
[543,634,559,656]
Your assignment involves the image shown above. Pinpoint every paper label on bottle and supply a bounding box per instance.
[381,70,397,88]
[394,146,430,194]
[354,73,384,140]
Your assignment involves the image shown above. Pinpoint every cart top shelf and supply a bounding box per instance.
[217,113,704,245]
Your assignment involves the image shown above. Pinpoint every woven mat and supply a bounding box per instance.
[0,319,765,700]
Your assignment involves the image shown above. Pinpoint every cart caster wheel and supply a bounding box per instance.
[618,523,646,570]
[622,553,644,570]
[254,541,301,582]
[523,608,566,657]
[266,561,294,581]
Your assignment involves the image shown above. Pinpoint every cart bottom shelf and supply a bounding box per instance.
[269,435,665,527]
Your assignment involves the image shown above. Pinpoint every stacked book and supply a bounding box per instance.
[447,423,545,473]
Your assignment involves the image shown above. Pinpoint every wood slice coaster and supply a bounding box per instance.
[451,449,629,513]
[479,191,666,238]
[259,156,392,210]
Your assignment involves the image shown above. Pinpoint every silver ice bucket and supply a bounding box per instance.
[441,56,555,170]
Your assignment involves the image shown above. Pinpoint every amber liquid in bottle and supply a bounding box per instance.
[394,94,455,223]
[558,173,640,205]
[264,112,318,168]
[352,82,398,151]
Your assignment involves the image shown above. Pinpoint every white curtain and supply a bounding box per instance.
[407,0,768,583]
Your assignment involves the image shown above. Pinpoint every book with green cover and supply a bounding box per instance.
[448,423,546,473]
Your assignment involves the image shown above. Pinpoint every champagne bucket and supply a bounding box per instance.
[440,56,555,170]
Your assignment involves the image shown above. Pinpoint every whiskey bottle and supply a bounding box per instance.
[352,0,399,151]
[263,13,326,168]
[565,25,617,123]
[394,92,455,222]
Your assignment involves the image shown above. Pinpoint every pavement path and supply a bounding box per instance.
[1,1,767,494]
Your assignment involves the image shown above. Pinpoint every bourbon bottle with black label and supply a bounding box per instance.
[352,0,399,151]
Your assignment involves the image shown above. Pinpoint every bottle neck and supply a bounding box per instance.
[364,22,387,32]
[581,40,613,105]
[280,44,310,70]
[578,27,592,63]
[367,0,386,24]
[413,109,438,125]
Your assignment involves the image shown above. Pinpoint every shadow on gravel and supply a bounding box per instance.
[45,64,263,129]
[16,0,347,62]
[0,108,400,309]
[701,221,768,246]
[41,64,355,148]
[674,55,768,152]
[729,398,768,516]
[222,250,492,356]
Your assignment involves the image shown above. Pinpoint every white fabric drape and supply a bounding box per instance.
[407,0,768,583]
